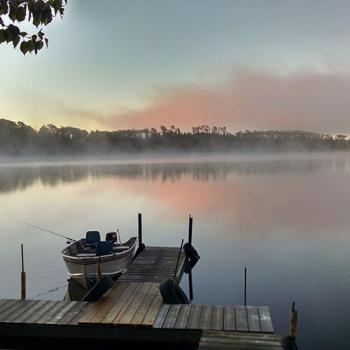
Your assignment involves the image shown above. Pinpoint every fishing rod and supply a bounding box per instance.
[17,221,77,243]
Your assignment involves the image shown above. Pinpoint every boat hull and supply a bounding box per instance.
[63,252,134,277]
[62,237,137,281]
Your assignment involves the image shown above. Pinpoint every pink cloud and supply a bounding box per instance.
[99,69,350,133]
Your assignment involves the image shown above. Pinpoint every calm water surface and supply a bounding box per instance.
[0,154,349,349]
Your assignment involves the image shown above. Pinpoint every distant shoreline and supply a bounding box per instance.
[1,150,350,168]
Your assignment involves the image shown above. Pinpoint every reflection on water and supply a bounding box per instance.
[0,155,350,350]
[1,156,350,194]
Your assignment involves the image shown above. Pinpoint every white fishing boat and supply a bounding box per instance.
[61,231,137,280]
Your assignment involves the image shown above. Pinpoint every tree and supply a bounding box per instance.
[0,0,67,54]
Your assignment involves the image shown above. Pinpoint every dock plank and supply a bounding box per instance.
[223,305,235,331]
[153,304,171,328]
[117,283,152,324]
[0,300,21,321]
[162,304,181,328]
[100,282,139,324]
[198,330,285,350]
[199,305,212,330]
[235,306,248,332]
[186,304,202,329]
[258,306,274,333]
[59,302,87,324]
[46,301,78,324]
[130,283,159,325]
[113,283,146,324]
[0,299,11,310]
[35,301,68,324]
[210,305,224,330]
[142,291,163,326]
[3,300,37,323]
[86,282,129,324]
[174,304,191,329]
[247,306,260,332]
[25,301,60,324]
[13,300,49,323]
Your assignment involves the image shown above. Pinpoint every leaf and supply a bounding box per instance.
[15,5,26,21]
[20,40,28,54]
[8,3,17,21]
[44,37,48,47]
[0,29,5,44]
[12,34,20,48]
[35,39,43,51]
[0,1,9,16]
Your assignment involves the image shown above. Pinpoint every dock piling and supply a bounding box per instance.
[244,267,247,306]
[20,243,26,300]
[188,215,193,245]
[289,302,298,339]
[188,270,194,301]
[138,213,143,246]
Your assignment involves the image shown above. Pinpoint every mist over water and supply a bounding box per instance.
[0,153,349,350]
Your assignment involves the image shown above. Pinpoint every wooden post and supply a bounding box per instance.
[97,256,102,281]
[188,270,194,301]
[244,267,247,306]
[20,244,26,300]
[173,239,184,281]
[289,302,298,339]
[188,215,193,245]
[138,213,143,246]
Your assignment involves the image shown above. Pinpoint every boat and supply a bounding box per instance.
[62,230,137,285]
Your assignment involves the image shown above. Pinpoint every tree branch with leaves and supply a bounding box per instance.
[0,0,67,54]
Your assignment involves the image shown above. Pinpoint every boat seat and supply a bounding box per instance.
[86,231,101,248]
[96,241,114,256]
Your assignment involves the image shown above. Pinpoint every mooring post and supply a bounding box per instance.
[289,302,298,339]
[138,213,143,246]
[188,215,193,245]
[188,270,194,301]
[244,267,247,306]
[20,243,26,300]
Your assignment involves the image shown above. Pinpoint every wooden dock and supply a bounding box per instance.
[0,245,290,349]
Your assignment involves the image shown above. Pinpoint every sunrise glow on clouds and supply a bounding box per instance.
[97,69,350,133]
[1,0,350,133]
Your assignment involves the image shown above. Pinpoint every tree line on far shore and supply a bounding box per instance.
[0,118,349,156]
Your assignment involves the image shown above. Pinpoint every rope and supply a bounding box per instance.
[34,283,68,298]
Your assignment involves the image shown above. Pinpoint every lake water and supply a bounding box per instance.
[0,154,349,349]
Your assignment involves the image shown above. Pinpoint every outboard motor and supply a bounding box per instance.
[106,232,118,243]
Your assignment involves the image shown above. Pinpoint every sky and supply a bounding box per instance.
[1,0,350,133]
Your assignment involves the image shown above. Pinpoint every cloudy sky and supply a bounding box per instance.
[1,0,350,132]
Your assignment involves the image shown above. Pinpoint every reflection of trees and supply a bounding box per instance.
[0,158,348,194]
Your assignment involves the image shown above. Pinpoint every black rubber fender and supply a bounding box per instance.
[159,279,190,304]
[183,242,200,261]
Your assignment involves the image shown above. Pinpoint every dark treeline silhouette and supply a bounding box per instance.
[0,118,349,156]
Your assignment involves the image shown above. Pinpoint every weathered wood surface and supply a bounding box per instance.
[79,281,162,326]
[0,299,87,325]
[0,296,274,334]
[0,246,279,349]
[119,246,186,283]
[153,304,274,333]
[198,330,285,349]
